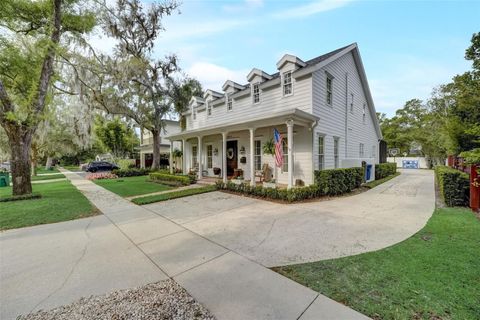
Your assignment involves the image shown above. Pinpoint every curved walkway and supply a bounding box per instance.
[145,169,435,267]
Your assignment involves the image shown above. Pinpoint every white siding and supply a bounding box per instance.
[312,52,380,170]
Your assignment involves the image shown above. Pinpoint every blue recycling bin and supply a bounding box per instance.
[365,164,372,181]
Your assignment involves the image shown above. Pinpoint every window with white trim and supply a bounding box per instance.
[254,140,261,171]
[326,75,333,105]
[227,95,233,111]
[283,71,292,96]
[350,93,354,113]
[371,145,376,158]
[282,138,289,172]
[192,108,196,120]
[318,135,325,170]
[359,143,365,158]
[207,144,213,169]
[363,103,366,124]
[207,102,212,116]
[253,83,260,103]
[192,145,198,168]
[334,137,339,168]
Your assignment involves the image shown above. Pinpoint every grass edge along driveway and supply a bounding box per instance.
[92,175,172,197]
[0,180,98,230]
[273,207,480,320]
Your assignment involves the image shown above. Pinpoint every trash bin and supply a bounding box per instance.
[365,164,372,181]
[0,172,9,187]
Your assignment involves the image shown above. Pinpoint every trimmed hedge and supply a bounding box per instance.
[375,163,397,180]
[149,172,191,186]
[216,181,321,202]
[0,193,42,202]
[314,167,364,196]
[435,166,469,207]
[113,168,150,177]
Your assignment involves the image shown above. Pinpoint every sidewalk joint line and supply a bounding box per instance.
[172,251,230,279]
[296,293,319,320]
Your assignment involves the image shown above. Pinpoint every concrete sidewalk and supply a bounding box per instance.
[61,168,368,319]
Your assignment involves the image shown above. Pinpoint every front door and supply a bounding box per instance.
[226,140,238,177]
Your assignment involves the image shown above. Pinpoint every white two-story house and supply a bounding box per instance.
[167,43,383,188]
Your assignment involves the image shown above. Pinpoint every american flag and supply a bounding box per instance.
[274,128,283,168]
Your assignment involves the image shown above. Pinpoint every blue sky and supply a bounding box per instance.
[95,0,479,116]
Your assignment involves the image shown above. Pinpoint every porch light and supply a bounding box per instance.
[240,146,246,155]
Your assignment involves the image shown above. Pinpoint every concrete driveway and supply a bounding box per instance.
[145,169,435,267]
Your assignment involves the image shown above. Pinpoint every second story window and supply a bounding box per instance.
[207,102,212,116]
[253,83,260,103]
[326,75,333,105]
[283,71,292,96]
[192,108,197,120]
[227,95,233,111]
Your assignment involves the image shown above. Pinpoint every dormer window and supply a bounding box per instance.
[253,83,260,103]
[283,71,292,96]
[326,75,333,105]
[207,102,212,116]
[227,95,233,111]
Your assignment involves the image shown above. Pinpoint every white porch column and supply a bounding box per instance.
[222,132,227,183]
[182,139,186,174]
[140,152,145,169]
[198,136,203,179]
[249,128,255,186]
[286,119,294,189]
[169,141,174,174]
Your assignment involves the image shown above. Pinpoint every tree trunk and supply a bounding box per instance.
[45,156,53,170]
[9,129,33,195]
[31,142,38,176]
[151,129,161,170]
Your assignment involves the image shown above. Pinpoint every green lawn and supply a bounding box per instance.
[274,208,480,320]
[31,173,65,181]
[0,181,97,230]
[93,175,172,197]
[35,167,60,174]
[132,185,216,205]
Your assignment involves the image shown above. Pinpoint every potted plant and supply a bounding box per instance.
[262,138,277,187]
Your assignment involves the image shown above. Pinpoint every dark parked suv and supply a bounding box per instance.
[86,161,119,172]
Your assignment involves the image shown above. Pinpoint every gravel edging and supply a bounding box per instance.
[19,280,216,320]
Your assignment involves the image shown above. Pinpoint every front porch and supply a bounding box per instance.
[167,109,319,189]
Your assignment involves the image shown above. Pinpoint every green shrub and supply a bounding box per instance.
[435,166,469,207]
[113,168,150,177]
[149,172,191,186]
[314,167,364,196]
[116,159,134,170]
[375,163,397,180]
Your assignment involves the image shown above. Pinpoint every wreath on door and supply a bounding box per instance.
[227,148,235,160]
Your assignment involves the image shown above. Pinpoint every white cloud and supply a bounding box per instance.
[272,0,354,19]
[223,0,264,13]
[187,62,249,92]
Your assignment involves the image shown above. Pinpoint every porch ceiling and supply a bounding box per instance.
[167,108,319,140]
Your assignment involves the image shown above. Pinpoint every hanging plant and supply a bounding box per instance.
[263,138,275,156]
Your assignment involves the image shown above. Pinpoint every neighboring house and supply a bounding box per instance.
[138,120,181,168]
[167,43,383,188]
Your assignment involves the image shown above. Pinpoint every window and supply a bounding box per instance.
[207,102,212,116]
[326,75,333,105]
[371,145,376,158]
[350,93,354,113]
[227,95,233,111]
[282,138,289,172]
[192,145,198,168]
[334,137,339,168]
[253,83,260,103]
[192,108,196,120]
[359,143,365,158]
[363,103,366,124]
[254,140,261,170]
[283,71,292,96]
[207,145,213,169]
[318,135,325,170]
